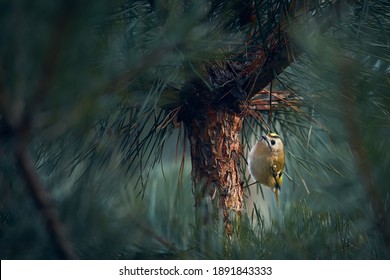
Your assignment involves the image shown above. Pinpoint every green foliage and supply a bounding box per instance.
[1,0,389,259]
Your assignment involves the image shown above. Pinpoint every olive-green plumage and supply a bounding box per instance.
[248,133,285,204]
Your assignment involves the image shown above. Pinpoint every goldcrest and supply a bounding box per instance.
[248,133,285,204]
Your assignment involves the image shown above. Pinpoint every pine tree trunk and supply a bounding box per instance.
[185,107,244,236]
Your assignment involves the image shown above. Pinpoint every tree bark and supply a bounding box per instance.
[185,107,243,236]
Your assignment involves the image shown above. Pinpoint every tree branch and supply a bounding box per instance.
[16,127,78,259]
[340,60,390,252]
[6,0,80,259]
[245,0,353,97]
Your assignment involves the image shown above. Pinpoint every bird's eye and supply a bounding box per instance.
[271,140,276,145]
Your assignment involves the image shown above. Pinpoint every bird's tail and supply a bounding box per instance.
[274,188,280,207]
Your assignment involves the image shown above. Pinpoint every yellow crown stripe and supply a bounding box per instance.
[268,133,280,138]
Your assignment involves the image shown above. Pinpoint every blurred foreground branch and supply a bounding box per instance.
[0,0,80,259]
[16,132,78,259]
[340,61,390,251]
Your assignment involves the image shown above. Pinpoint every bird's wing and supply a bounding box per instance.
[271,163,282,190]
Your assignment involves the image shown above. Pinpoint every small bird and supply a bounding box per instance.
[248,132,285,204]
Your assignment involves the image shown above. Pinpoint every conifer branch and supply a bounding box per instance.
[16,130,78,259]
[246,0,355,97]
[340,60,390,251]
[6,0,80,259]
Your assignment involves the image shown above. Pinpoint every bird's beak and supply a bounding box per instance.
[262,135,271,149]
